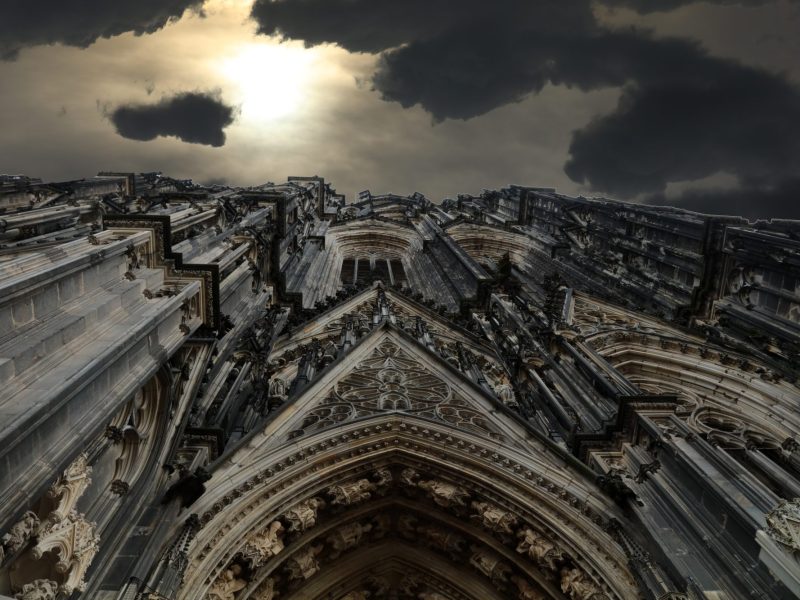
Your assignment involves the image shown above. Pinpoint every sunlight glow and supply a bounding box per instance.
[218,42,316,123]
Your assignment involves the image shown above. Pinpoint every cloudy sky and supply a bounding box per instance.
[1,0,799,218]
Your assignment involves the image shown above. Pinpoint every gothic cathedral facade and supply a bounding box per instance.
[0,173,799,599]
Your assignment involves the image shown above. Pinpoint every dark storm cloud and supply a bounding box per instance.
[645,178,800,221]
[0,0,203,60]
[251,0,800,204]
[600,0,797,13]
[109,92,236,147]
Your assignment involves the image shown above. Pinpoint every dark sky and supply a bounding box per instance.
[1,0,799,219]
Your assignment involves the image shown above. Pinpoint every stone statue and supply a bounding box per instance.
[471,500,518,535]
[765,498,800,552]
[2,511,40,555]
[327,521,373,558]
[208,563,248,600]
[397,514,419,540]
[13,579,58,600]
[400,468,420,487]
[418,592,449,600]
[516,528,565,572]
[417,524,465,558]
[511,575,546,600]
[418,479,470,508]
[242,521,284,567]
[340,591,371,600]
[469,545,511,585]
[327,478,376,506]
[282,497,326,533]
[371,513,391,538]
[252,577,277,600]
[268,378,288,402]
[285,544,324,581]
[372,467,393,490]
[560,567,609,600]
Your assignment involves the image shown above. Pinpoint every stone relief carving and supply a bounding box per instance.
[242,521,284,567]
[1,511,40,559]
[418,592,449,600]
[284,544,323,581]
[327,479,376,506]
[31,510,99,594]
[560,567,609,600]
[471,500,518,535]
[516,528,566,572]
[416,524,466,559]
[469,545,512,586]
[282,497,326,534]
[13,579,58,600]
[326,521,373,558]
[511,575,546,600]
[418,479,471,509]
[207,563,248,600]
[289,340,500,438]
[340,591,371,600]
[765,498,800,552]
[45,453,92,525]
[252,577,277,600]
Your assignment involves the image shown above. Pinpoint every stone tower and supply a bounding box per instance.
[0,173,798,599]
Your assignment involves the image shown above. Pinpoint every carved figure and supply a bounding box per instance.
[766,498,800,552]
[13,579,58,600]
[340,591,371,600]
[373,467,393,489]
[371,513,391,538]
[252,577,277,600]
[242,521,284,567]
[398,514,418,540]
[327,478,376,506]
[327,521,373,558]
[400,468,420,487]
[511,575,546,600]
[2,511,40,554]
[469,545,511,585]
[471,500,518,535]
[417,524,466,558]
[282,497,326,533]
[560,567,608,600]
[516,528,565,572]
[285,544,324,581]
[208,563,248,600]
[418,593,449,600]
[418,479,470,508]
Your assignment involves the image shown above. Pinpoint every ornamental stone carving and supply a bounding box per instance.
[511,575,546,600]
[516,528,565,572]
[207,563,247,600]
[416,524,466,559]
[45,453,92,525]
[560,567,609,600]
[242,521,284,567]
[326,521,373,558]
[252,577,277,600]
[285,544,323,581]
[471,500,518,535]
[418,593,449,600]
[418,479,471,509]
[13,579,58,600]
[2,511,40,557]
[469,545,511,586]
[282,497,326,534]
[765,498,800,552]
[327,478,376,506]
[31,510,99,594]
[340,591,371,600]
